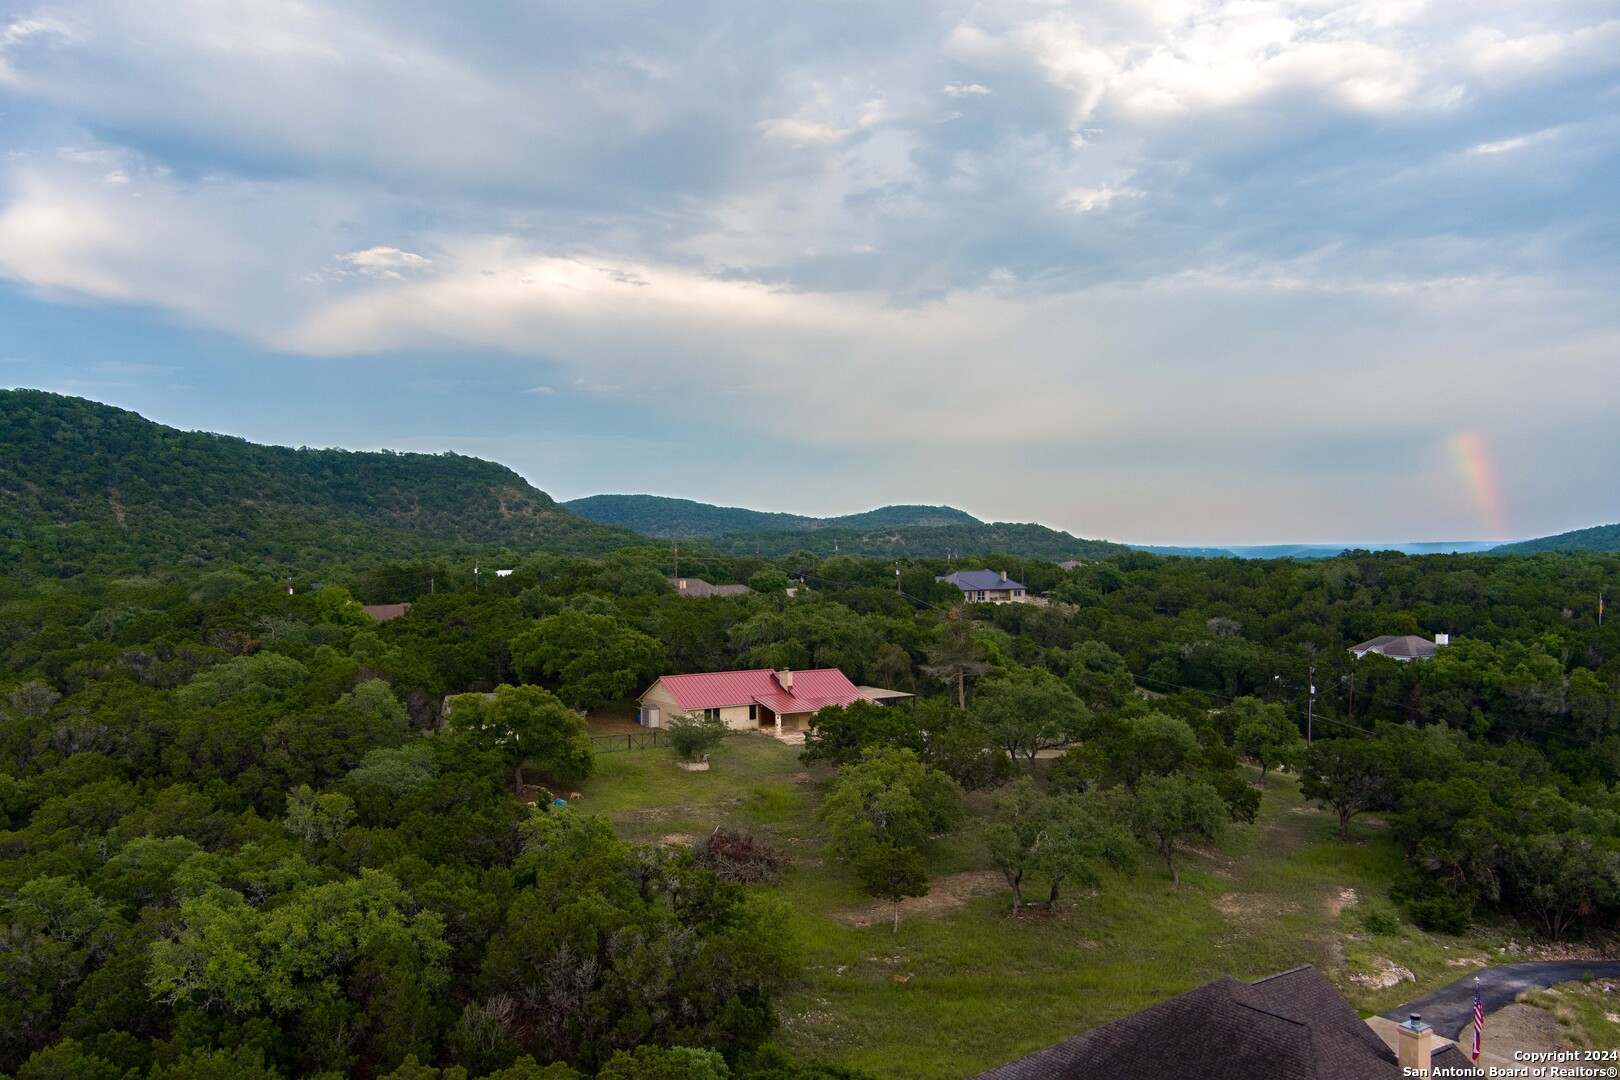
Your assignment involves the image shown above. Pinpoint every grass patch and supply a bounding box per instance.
[1520,980,1620,1050]
[582,747,1518,1077]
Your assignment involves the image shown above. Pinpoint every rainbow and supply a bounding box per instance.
[1452,432,1507,540]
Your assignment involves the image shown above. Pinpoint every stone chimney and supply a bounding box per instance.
[1435,633,1450,646]
[999,570,1008,583]
[1397,1014,1432,1074]
[777,669,794,691]
[678,579,688,591]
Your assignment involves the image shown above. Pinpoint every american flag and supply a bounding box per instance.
[1473,978,1484,1061]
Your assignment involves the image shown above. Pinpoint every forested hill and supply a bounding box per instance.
[1494,522,1620,555]
[701,521,1130,561]
[564,493,981,537]
[0,389,639,575]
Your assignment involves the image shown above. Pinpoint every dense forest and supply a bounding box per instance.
[8,391,1620,1078]
[0,391,638,578]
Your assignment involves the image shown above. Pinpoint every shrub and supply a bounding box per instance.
[694,827,787,885]
[668,712,727,763]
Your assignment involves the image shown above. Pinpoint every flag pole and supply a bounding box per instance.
[1472,976,1483,1062]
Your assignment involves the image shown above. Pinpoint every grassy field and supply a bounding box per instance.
[570,733,1528,1078]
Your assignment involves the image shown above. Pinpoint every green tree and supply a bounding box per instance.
[511,610,664,710]
[1228,696,1302,780]
[598,1045,731,1080]
[986,779,1132,913]
[801,700,921,766]
[1130,774,1227,887]
[921,608,990,709]
[975,668,1089,771]
[852,841,929,934]
[817,748,964,860]
[1299,738,1394,840]
[283,783,356,843]
[447,684,594,794]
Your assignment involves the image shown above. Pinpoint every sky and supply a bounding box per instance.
[1,1,1618,546]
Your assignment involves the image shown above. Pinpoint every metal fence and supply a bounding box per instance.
[590,730,665,752]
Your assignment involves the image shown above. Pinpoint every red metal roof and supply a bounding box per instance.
[653,668,868,714]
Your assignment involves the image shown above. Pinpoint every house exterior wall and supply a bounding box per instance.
[638,681,681,728]
[636,680,762,730]
[961,588,1031,604]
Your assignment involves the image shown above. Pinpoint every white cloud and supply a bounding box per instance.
[942,82,991,97]
[338,246,429,278]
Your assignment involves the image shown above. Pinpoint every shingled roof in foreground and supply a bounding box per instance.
[972,966,1479,1079]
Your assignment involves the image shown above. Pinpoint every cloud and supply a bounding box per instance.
[338,246,429,278]
[523,384,556,395]
[0,0,1615,541]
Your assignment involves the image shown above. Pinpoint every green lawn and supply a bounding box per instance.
[575,737,1520,1078]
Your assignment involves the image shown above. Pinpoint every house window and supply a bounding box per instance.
[976,591,986,601]
[749,704,758,720]
[704,708,722,722]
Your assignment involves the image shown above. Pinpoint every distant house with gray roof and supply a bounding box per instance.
[671,577,753,599]
[1349,634,1448,662]
[937,569,1031,604]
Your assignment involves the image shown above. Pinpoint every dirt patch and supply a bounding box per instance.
[1348,956,1416,991]
[1212,892,1300,924]
[660,833,697,846]
[830,870,1006,927]
[1482,1003,1568,1056]
[1447,955,1492,967]
[1325,887,1359,916]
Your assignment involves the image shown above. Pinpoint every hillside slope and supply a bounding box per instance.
[1494,523,1620,555]
[0,389,639,574]
[564,493,981,537]
[702,521,1128,561]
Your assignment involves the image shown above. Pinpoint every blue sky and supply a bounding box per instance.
[2,1,1618,545]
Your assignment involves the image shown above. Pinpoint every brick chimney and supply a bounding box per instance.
[1396,1015,1432,1074]
[999,570,1008,582]
[678,579,688,590]
[777,669,794,691]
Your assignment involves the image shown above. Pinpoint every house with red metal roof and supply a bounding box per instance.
[636,668,910,736]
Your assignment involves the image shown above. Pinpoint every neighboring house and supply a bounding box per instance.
[937,569,1032,604]
[1349,634,1449,662]
[361,603,412,621]
[637,668,911,735]
[671,577,754,598]
[973,965,1479,1079]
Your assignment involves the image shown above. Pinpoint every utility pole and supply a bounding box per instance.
[896,566,902,594]
[1307,665,1316,745]
[673,541,679,580]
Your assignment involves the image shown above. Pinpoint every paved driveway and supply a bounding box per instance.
[1382,961,1620,1035]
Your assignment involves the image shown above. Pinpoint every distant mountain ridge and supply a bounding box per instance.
[564,493,1126,561]
[0,389,637,574]
[1136,540,1508,559]
[563,494,982,537]
[1493,523,1620,555]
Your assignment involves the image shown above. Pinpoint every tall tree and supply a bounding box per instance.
[447,684,594,794]
[921,607,990,710]
[1130,774,1227,888]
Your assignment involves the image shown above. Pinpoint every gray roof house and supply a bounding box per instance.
[1349,634,1447,661]
[671,577,754,599]
[973,966,1479,1079]
[937,569,1032,604]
